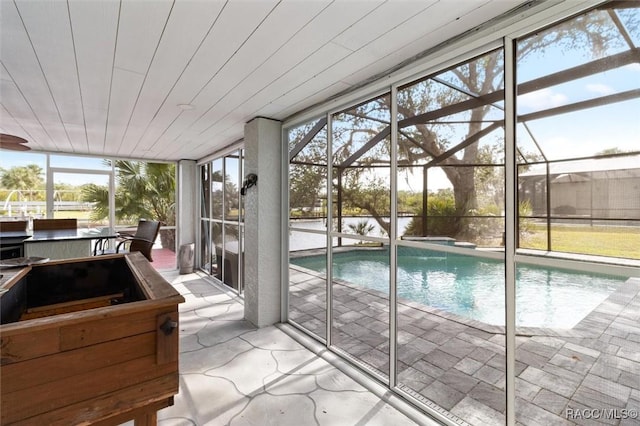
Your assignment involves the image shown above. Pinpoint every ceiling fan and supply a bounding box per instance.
[0,133,30,151]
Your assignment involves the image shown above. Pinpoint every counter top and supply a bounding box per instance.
[23,227,116,243]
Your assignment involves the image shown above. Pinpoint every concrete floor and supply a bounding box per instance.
[139,270,438,426]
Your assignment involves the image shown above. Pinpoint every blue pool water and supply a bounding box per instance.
[290,248,626,328]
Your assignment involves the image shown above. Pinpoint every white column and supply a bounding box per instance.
[177,160,197,274]
[243,117,282,327]
[177,160,197,246]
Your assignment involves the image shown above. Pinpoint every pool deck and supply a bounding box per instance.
[289,265,640,426]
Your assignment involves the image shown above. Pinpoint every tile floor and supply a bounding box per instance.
[289,265,640,426]
[137,270,438,426]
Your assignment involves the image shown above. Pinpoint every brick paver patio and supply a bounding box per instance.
[289,265,640,426]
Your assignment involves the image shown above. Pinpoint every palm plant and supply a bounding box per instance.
[82,160,176,250]
[347,219,375,237]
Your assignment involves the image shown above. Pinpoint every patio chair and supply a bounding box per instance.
[0,220,28,232]
[95,219,160,262]
[33,218,77,231]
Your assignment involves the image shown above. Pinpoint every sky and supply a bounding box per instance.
[0,152,111,186]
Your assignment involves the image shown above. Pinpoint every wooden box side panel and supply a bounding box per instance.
[2,333,156,394]
[25,375,177,426]
[0,277,27,325]
[1,307,180,425]
[1,304,174,365]
[126,253,184,301]
[0,326,59,366]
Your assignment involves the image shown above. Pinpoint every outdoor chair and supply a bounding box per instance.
[0,220,28,232]
[95,219,160,262]
[33,218,77,231]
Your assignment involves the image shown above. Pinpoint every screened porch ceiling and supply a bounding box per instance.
[0,0,531,162]
[289,1,640,172]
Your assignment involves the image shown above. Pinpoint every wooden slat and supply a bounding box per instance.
[90,398,171,426]
[1,297,179,338]
[1,355,177,423]
[20,292,124,320]
[126,252,184,301]
[13,374,177,426]
[0,327,59,365]
[0,266,30,295]
[2,301,179,366]
[59,307,170,351]
[1,332,155,394]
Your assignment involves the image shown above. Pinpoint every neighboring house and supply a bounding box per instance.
[519,155,640,220]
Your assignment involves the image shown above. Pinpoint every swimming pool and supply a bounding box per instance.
[290,247,626,328]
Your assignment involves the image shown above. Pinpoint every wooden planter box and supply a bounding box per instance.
[0,253,185,425]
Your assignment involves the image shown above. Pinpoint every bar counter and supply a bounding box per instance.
[23,228,116,260]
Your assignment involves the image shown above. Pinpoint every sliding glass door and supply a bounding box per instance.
[198,149,245,293]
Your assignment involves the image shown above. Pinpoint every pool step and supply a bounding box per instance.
[401,236,456,245]
[401,236,477,249]
[454,241,477,249]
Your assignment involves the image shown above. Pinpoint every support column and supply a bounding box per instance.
[243,117,282,327]
[177,160,197,246]
[177,160,197,273]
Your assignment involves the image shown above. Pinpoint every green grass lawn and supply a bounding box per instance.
[48,210,639,260]
[522,224,640,260]
[53,211,91,220]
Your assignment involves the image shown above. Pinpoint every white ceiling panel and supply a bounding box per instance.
[133,0,282,156]
[194,42,355,142]
[240,42,355,112]
[116,0,234,157]
[1,1,72,152]
[68,0,120,152]
[331,0,437,52]
[114,0,174,75]
[103,0,174,156]
[16,1,83,132]
[136,0,315,155]
[102,68,144,157]
[169,0,383,145]
[0,0,532,161]
[157,1,285,139]
[0,72,51,150]
[341,0,519,86]
[0,103,29,143]
[118,0,276,158]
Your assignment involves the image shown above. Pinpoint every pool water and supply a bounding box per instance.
[290,248,626,328]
